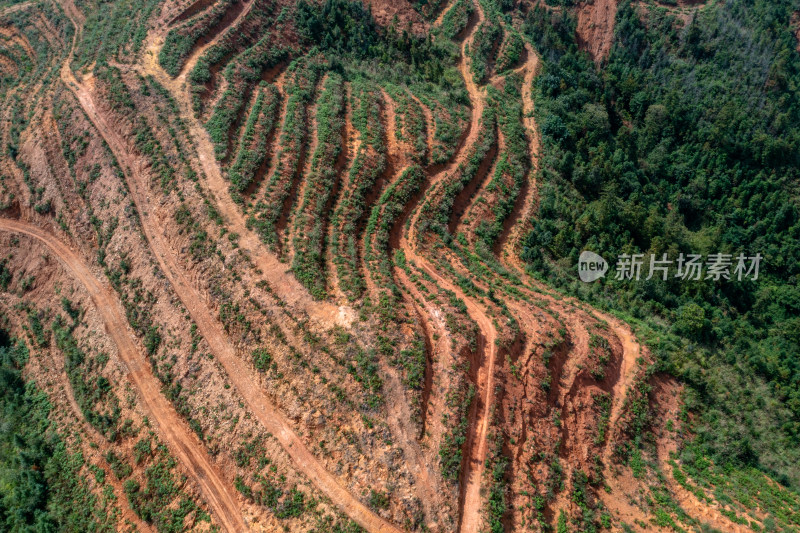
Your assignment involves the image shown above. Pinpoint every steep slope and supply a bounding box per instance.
[1,0,798,531]
[0,218,247,532]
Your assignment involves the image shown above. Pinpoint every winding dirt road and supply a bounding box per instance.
[56,2,402,531]
[0,218,248,532]
[2,0,754,531]
[378,89,450,529]
[392,2,646,530]
[61,0,645,530]
[390,2,500,531]
[61,61,403,533]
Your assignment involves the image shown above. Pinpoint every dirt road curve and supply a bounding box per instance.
[60,72,402,533]
[409,3,496,532]
[389,1,496,530]
[0,218,248,533]
[57,13,401,531]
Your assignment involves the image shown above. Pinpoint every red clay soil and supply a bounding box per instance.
[363,0,427,34]
[243,68,289,199]
[385,1,523,530]
[447,125,498,235]
[140,31,348,326]
[0,218,247,533]
[409,7,713,525]
[57,2,402,531]
[377,91,452,529]
[44,0,750,530]
[576,0,618,64]
[0,55,18,77]
[410,19,657,524]
[0,26,36,66]
[325,82,360,302]
[63,57,402,533]
[395,5,506,532]
[494,247,745,531]
[412,255,499,533]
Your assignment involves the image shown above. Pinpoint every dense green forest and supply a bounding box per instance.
[0,331,113,531]
[296,0,453,79]
[522,0,800,487]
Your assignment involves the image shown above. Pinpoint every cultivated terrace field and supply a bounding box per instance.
[0,0,799,531]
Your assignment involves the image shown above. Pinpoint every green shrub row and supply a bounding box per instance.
[205,35,288,161]
[396,335,427,423]
[439,379,475,480]
[469,19,502,85]
[417,105,497,238]
[486,431,509,533]
[52,314,122,440]
[94,65,178,193]
[472,83,528,248]
[330,81,386,301]
[291,72,346,299]
[495,29,523,73]
[158,0,238,77]
[363,164,425,322]
[383,83,427,163]
[226,83,281,195]
[187,0,277,113]
[248,56,325,250]
[143,76,198,188]
[439,0,474,40]
[123,435,210,531]
[410,73,469,164]
[235,474,307,520]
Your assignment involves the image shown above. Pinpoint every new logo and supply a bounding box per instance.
[578,251,608,282]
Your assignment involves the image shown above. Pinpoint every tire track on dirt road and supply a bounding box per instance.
[60,67,403,533]
[0,218,247,533]
[57,6,402,528]
[387,1,496,530]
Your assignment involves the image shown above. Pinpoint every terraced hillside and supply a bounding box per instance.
[1,0,800,531]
